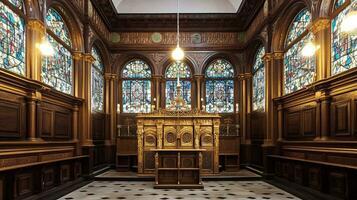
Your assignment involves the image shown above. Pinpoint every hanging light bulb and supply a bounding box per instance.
[302,41,319,57]
[172,45,185,61]
[38,37,54,56]
[172,0,185,62]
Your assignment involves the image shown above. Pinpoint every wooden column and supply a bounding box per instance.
[272,52,284,141]
[27,91,42,141]
[137,120,144,173]
[26,19,44,81]
[73,104,80,155]
[194,75,204,110]
[263,53,274,145]
[239,73,251,144]
[213,118,220,173]
[153,75,162,110]
[78,53,95,147]
[310,19,331,81]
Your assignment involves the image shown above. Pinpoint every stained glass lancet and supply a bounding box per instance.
[205,59,234,113]
[122,60,152,113]
[252,47,265,111]
[331,0,357,75]
[165,62,192,109]
[0,0,25,75]
[42,8,73,94]
[91,47,104,112]
[284,9,315,94]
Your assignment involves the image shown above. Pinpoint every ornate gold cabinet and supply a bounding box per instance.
[136,109,220,175]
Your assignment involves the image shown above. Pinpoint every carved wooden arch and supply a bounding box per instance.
[144,128,157,147]
[47,0,84,52]
[319,0,336,17]
[272,0,312,52]
[114,53,155,77]
[23,0,39,18]
[90,39,111,73]
[161,56,196,78]
[201,53,238,76]
[199,127,213,147]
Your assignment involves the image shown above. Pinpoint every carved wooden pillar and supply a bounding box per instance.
[137,120,144,173]
[193,121,200,149]
[239,73,250,144]
[26,19,44,80]
[194,75,204,110]
[78,53,94,146]
[157,120,163,149]
[310,19,331,80]
[263,53,274,145]
[272,52,284,141]
[27,91,42,141]
[317,89,331,140]
[213,119,220,173]
[106,74,118,146]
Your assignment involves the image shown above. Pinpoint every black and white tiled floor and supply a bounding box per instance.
[58,181,300,200]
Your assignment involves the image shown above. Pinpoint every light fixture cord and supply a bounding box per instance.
[177,0,180,47]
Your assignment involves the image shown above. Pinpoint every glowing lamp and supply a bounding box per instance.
[341,10,357,34]
[38,38,54,57]
[302,42,319,57]
[172,45,185,61]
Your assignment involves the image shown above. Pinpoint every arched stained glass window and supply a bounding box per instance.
[252,47,265,111]
[334,0,346,9]
[91,47,104,112]
[284,8,316,94]
[331,0,357,75]
[122,60,151,113]
[165,62,192,110]
[205,59,234,113]
[42,8,73,94]
[0,0,25,75]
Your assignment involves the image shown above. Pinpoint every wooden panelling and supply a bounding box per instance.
[60,164,71,183]
[285,111,300,138]
[0,100,25,139]
[41,109,53,137]
[250,113,265,140]
[92,114,105,141]
[329,172,346,198]
[331,100,351,136]
[14,172,33,199]
[54,112,72,138]
[42,167,55,190]
[302,108,316,137]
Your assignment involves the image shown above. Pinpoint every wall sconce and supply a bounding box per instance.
[235,103,239,113]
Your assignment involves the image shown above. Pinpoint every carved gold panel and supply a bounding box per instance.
[178,126,194,147]
[164,126,177,147]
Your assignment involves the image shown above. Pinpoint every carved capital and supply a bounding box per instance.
[238,73,252,80]
[27,19,45,33]
[104,73,118,80]
[263,53,274,62]
[72,51,84,61]
[309,18,330,34]
[273,51,284,60]
[83,53,95,63]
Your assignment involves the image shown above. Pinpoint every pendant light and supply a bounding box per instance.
[171,0,185,61]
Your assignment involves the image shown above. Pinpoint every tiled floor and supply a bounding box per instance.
[58,181,300,200]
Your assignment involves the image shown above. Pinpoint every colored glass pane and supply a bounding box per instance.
[331,0,357,75]
[122,80,151,113]
[284,33,316,94]
[42,35,73,94]
[205,59,234,78]
[205,80,234,113]
[46,8,71,47]
[165,80,192,110]
[334,0,346,9]
[165,62,191,78]
[285,9,311,46]
[252,47,265,111]
[91,47,104,112]
[8,0,23,9]
[122,59,152,113]
[0,1,25,75]
[205,59,234,113]
[122,60,151,78]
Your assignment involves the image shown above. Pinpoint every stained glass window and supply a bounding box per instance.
[46,8,71,46]
[165,62,192,109]
[252,47,265,111]
[42,8,73,94]
[284,9,315,94]
[8,0,23,9]
[0,1,25,75]
[205,59,234,113]
[331,0,357,75]
[91,47,104,112]
[334,0,346,9]
[285,9,312,46]
[122,60,152,113]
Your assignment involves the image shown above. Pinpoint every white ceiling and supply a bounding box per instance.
[111,0,243,14]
